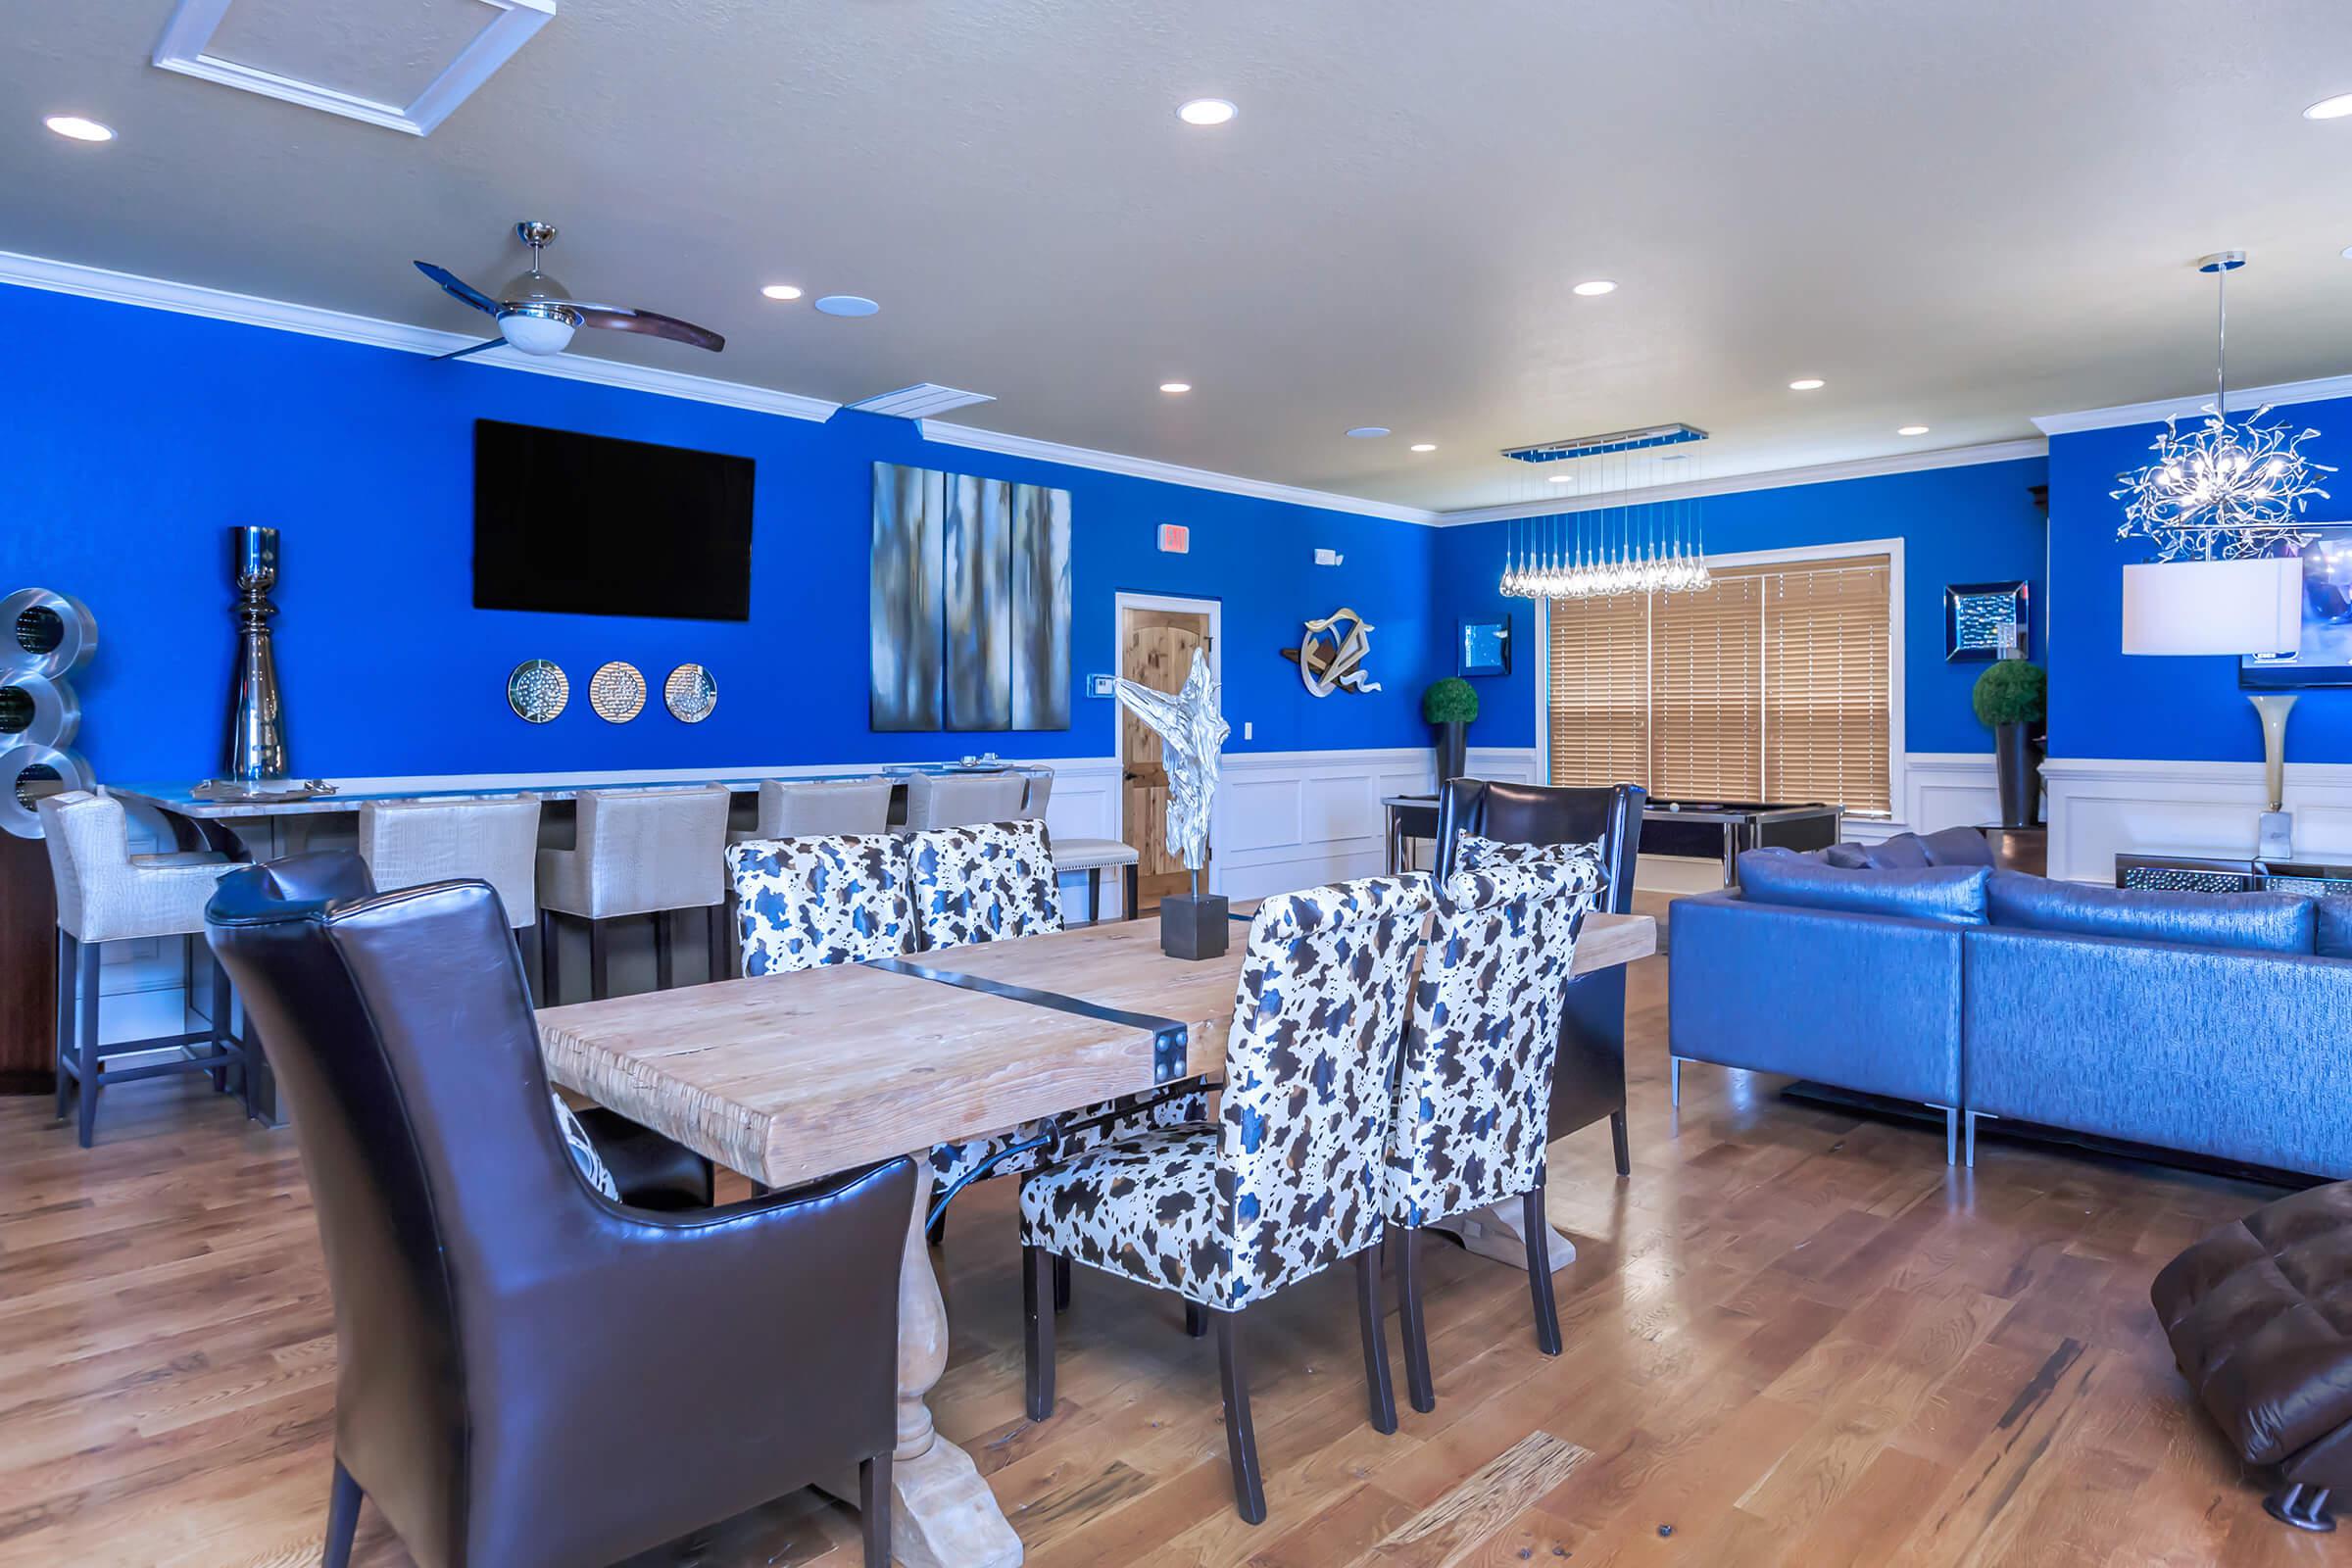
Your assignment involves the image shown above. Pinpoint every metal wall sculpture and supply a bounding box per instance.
[870,463,1071,731]
[0,586,96,838]
[1281,607,1383,696]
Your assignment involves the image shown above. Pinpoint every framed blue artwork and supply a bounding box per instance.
[1459,617,1511,676]
[1944,581,2029,662]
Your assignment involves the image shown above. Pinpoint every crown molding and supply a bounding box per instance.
[0,248,842,421]
[917,419,1445,525]
[1434,437,2048,525]
[2033,372,2352,436]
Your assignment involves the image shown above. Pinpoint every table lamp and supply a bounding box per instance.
[2121,556,2302,859]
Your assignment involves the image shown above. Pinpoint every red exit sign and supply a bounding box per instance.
[1157,523,1190,554]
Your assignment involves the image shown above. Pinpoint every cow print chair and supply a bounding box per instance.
[1386,838,1603,1411]
[911,819,1208,1246]
[1018,874,1434,1525]
[727,832,917,978]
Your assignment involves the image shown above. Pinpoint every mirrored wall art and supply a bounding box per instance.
[589,660,647,723]
[507,660,569,723]
[1943,581,2030,662]
[664,663,717,723]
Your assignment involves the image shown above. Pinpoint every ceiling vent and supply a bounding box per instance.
[847,384,998,419]
[1501,421,1708,464]
[152,0,555,137]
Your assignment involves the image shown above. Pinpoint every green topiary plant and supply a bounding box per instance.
[1422,677,1480,725]
[1971,658,2046,729]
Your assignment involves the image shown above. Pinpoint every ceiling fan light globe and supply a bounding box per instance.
[498,307,576,356]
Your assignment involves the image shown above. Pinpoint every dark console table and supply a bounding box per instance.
[2115,853,2352,898]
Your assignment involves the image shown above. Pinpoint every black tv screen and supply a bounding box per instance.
[472,419,755,620]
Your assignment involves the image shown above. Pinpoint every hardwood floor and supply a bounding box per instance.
[0,956,2329,1566]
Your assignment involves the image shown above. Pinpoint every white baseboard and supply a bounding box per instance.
[2042,756,2352,883]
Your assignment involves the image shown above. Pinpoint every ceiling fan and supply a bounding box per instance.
[415,220,725,362]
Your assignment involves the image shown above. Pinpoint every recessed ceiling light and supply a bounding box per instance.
[2305,93,2352,121]
[1410,443,1437,453]
[760,283,803,301]
[1177,98,1237,126]
[1897,424,1931,436]
[1159,381,1192,394]
[1788,377,1826,391]
[1346,426,1391,439]
[1571,279,1617,297]
[813,295,879,318]
[43,115,114,142]
[1547,473,1575,483]
[2341,245,2352,260]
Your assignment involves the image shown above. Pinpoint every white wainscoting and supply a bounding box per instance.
[1849,752,2002,842]
[2042,757,2352,883]
[1214,747,1439,900]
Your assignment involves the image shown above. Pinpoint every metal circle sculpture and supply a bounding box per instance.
[663,663,717,723]
[0,588,96,838]
[588,661,647,723]
[507,660,569,723]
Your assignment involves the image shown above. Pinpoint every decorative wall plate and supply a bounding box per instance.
[663,663,717,723]
[589,660,646,723]
[507,659,569,723]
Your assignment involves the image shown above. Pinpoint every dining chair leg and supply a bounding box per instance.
[858,1451,891,1568]
[1610,1108,1631,1178]
[1123,863,1139,921]
[1354,1247,1398,1435]
[1185,1300,1208,1338]
[53,929,74,1123]
[1087,867,1102,923]
[1054,1251,1072,1314]
[539,910,563,1005]
[194,937,229,1094]
[653,909,675,992]
[1024,1245,1056,1420]
[1523,1182,1562,1355]
[75,939,102,1150]
[1395,1222,1435,1413]
[322,1458,363,1568]
[1215,1309,1267,1525]
[588,918,611,1002]
[707,903,729,983]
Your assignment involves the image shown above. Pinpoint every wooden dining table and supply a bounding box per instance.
[536,906,1658,1568]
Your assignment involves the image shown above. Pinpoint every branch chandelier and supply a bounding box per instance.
[2113,251,2332,564]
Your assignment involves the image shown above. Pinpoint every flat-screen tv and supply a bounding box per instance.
[472,419,755,620]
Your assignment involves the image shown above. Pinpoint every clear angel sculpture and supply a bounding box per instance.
[1113,647,1230,896]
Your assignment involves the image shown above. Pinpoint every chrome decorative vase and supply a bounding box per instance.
[223,525,288,783]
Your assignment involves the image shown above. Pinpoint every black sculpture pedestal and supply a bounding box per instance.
[1159,893,1231,961]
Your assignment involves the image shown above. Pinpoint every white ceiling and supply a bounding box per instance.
[8,0,2352,512]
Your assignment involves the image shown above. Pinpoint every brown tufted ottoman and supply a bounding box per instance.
[2152,1181,2352,1532]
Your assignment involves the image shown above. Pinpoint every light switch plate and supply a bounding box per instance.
[1089,673,1116,698]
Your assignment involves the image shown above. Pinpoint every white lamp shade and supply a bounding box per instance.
[497,311,575,357]
[2121,558,2301,656]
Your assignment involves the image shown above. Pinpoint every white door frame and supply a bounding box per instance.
[1110,592,1224,892]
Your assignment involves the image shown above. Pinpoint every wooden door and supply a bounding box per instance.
[1119,606,1212,911]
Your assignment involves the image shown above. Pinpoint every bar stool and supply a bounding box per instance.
[536,785,731,1002]
[37,790,246,1147]
[728,778,894,843]
[1019,772,1141,923]
[903,772,1026,830]
[359,796,546,999]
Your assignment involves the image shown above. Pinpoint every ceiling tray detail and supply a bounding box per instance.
[152,0,555,137]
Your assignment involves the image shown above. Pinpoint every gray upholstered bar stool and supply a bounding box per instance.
[728,778,895,843]
[535,785,731,1002]
[37,790,245,1147]
[903,771,1027,830]
[359,796,545,999]
[1020,772,1142,923]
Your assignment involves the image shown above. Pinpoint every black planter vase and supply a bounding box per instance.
[1435,721,1468,788]
[1993,722,2042,828]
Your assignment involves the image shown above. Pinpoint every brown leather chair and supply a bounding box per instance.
[1434,779,1646,1174]
[206,854,911,1568]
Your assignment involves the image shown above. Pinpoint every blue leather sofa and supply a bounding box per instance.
[1667,828,2352,1177]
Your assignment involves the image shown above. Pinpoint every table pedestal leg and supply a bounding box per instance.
[1427,1199,1576,1272]
[868,1158,1025,1568]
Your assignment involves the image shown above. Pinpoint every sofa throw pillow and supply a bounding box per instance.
[1820,843,1875,869]
[1986,871,2315,955]
[1916,826,1996,867]
[1737,847,1989,924]
[552,1092,620,1200]
[1866,833,1934,868]
[2319,897,2352,959]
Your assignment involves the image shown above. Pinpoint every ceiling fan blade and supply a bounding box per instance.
[435,337,508,362]
[414,261,503,318]
[564,303,725,353]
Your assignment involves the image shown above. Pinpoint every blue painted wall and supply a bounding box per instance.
[2048,397,2352,763]
[0,282,1439,782]
[1433,457,2051,755]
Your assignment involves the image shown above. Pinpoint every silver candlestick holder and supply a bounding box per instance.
[200,527,333,803]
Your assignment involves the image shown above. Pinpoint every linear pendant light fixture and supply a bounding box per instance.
[1498,428,1713,601]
